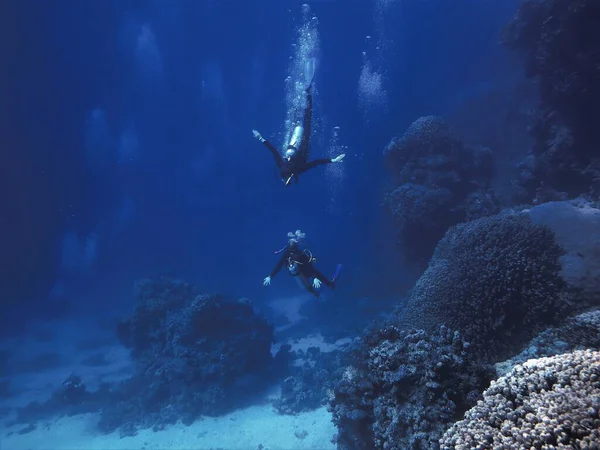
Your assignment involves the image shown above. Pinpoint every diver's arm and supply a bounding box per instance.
[269,251,287,278]
[253,129,283,169]
[297,158,333,174]
[264,140,284,169]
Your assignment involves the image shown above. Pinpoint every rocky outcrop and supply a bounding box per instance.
[383,116,498,267]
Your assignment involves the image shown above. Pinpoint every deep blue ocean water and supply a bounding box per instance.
[2,0,519,322]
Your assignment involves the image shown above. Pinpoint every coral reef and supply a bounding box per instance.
[9,279,289,436]
[274,346,353,415]
[383,116,498,266]
[101,278,288,435]
[501,0,600,201]
[397,210,574,361]
[496,309,600,377]
[328,325,493,450]
[440,350,600,449]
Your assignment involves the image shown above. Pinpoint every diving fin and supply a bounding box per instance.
[331,264,343,288]
[304,57,316,88]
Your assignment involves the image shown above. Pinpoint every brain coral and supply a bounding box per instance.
[440,349,600,449]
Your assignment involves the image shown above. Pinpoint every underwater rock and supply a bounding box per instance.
[526,200,600,305]
[11,374,107,425]
[99,277,287,435]
[440,350,600,449]
[495,308,600,377]
[502,0,600,201]
[383,116,498,266]
[328,325,493,450]
[397,209,573,362]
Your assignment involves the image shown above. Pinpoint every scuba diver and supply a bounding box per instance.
[263,229,342,298]
[252,58,346,186]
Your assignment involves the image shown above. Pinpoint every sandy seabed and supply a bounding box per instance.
[1,404,336,450]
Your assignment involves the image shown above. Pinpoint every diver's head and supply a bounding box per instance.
[285,147,296,160]
[287,229,306,246]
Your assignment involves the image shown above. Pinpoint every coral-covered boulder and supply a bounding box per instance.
[383,116,498,266]
[100,278,285,435]
[440,350,600,449]
[398,209,574,361]
[328,325,493,450]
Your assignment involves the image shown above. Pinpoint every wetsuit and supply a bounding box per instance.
[270,243,334,292]
[261,86,334,184]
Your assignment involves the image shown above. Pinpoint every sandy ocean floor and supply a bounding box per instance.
[0,296,345,450]
[1,404,336,450]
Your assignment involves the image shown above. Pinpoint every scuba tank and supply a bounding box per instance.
[288,124,303,153]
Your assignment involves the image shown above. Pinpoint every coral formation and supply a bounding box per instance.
[274,346,353,415]
[440,350,600,449]
[496,309,600,377]
[98,278,287,435]
[10,374,108,426]
[328,325,493,450]
[383,116,498,266]
[397,210,573,361]
[502,0,600,201]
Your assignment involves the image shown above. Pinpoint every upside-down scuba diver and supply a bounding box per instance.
[263,229,342,298]
[252,58,346,187]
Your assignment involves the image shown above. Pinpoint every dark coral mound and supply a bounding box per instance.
[328,325,493,450]
[502,0,600,201]
[398,211,573,361]
[10,374,109,427]
[274,345,354,415]
[100,278,286,435]
[440,350,600,449]
[383,116,498,266]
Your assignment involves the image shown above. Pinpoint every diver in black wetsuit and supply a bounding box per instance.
[252,60,345,186]
[263,230,342,298]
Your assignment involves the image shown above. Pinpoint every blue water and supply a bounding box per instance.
[6,0,597,449]
[2,0,519,316]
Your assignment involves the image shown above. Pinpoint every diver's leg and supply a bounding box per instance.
[303,87,312,139]
[297,87,313,158]
[296,274,319,297]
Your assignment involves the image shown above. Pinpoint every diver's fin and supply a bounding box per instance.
[304,57,316,88]
[331,264,343,288]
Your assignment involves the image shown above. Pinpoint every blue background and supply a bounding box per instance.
[1,0,521,325]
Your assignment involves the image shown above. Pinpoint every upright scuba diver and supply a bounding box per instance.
[263,229,342,298]
[252,58,346,186]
